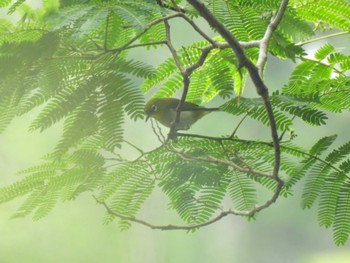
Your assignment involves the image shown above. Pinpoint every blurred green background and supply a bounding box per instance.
[1,2,350,262]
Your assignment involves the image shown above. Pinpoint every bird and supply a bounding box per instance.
[144,97,219,130]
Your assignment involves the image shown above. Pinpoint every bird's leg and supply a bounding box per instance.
[167,128,179,142]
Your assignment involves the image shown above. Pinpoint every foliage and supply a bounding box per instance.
[0,0,350,245]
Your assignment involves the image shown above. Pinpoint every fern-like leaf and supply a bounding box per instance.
[333,183,350,245]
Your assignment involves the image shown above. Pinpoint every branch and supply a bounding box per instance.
[93,195,238,230]
[186,0,267,97]
[164,21,185,74]
[179,14,217,46]
[229,112,250,138]
[180,13,261,50]
[297,30,350,46]
[161,12,191,140]
[96,13,181,57]
[299,56,345,76]
[186,44,214,74]
[279,145,350,181]
[106,41,167,53]
[256,0,289,76]
[165,144,274,179]
[176,133,350,181]
[186,0,282,184]
[165,6,261,139]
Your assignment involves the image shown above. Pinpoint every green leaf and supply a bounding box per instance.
[309,135,337,156]
[228,172,257,211]
[318,174,345,228]
[314,43,335,60]
[333,183,350,245]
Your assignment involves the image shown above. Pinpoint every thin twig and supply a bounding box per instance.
[165,144,273,179]
[162,15,191,140]
[104,13,110,50]
[297,30,350,46]
[179,13,217,46]
[299,56,345,76]
[96,13,182,57]
[123,140,144,155]
[279,144,350,180]
[105,41,167,54]
[151,118,166,143]
[186,44,214,74]
[164,21,185,74]
[93,195,241,230]
[230,112,250,138]
[278,116,296,141]
[182,46,192,65]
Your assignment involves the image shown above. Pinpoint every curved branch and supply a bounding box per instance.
[93,195,237,230]
[186,0,268,96]
[186,0,282,185]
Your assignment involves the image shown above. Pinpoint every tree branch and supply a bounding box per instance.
[162,17,192,140]
[186,0,283,188]
[186,0,268,96]
[179,13,217,46]
[256,0,289,76]
[175,132,350,181]
[93,195,239,230]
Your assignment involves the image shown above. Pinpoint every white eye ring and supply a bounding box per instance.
[151,105,158,112]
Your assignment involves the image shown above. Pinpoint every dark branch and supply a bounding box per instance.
[186,0,282,185]
[187,0,268,96]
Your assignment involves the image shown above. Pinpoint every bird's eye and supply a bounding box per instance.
[151,105,158,112]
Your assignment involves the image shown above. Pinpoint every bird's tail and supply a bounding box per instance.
[203,107,220,112]
[181,107,220,112]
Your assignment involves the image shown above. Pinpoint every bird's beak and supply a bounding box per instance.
[145,114,150,122]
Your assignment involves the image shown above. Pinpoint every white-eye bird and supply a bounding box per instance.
[144,98,219,130]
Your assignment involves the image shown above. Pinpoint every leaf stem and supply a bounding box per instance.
[298,31,350,46]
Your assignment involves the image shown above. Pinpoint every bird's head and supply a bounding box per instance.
[144,98,172,122]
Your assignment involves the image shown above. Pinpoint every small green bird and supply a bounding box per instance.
[144,98,219,130]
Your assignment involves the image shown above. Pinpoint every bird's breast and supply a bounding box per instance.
[157,109,206,130]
